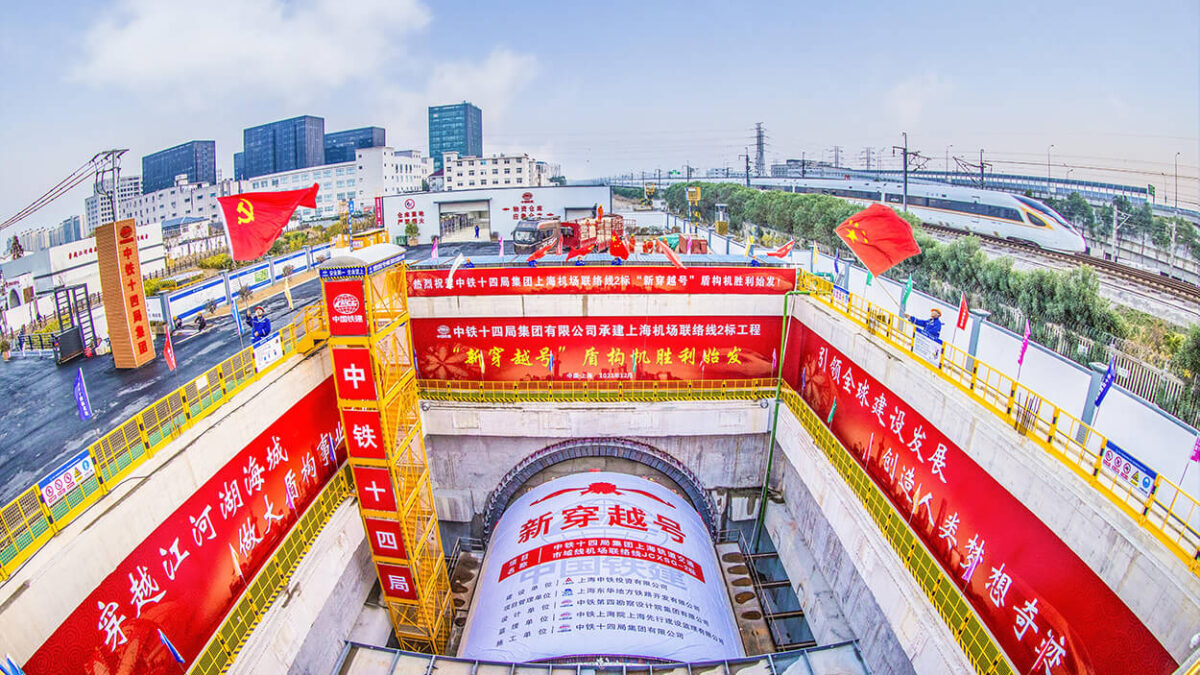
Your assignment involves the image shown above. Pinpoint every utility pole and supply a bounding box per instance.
[891,132,910,211]
[980,149,986,187]
[1170,151,1181,274]
[1046,144,1055,198]
[801,151,806,178]
[945,145,953,176]
[754,123,766,177]
[860,147,874,170]
[743,150,751,187]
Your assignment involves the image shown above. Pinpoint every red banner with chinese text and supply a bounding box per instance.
[27,379,347,675]
[784,321,1173,674]
[411,316,781,382]
[406,266,795,297]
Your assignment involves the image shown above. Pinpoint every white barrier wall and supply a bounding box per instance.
[678,218,1200,496]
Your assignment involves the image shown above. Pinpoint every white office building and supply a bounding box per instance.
[244,146,431,219]
[84,175,143,234]
[127,177,242,228]
[442,152,550,191]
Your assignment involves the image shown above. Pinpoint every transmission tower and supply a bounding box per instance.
[860,147,875,170]
[829,146,843,168]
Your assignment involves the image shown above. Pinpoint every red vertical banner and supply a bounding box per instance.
[341,408,387,459]
[352,466,397,512]
[376,562,418,601]
[957,291,969,330]
[411,316,781,382]
[332,348,378,400]
[26,379,345,674]
[364,518,408,558]
[785,321,1174,674]
[325,279,369,336]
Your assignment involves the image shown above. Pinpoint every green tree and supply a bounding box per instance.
[549,175,567,186]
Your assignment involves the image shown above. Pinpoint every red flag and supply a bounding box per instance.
[834,203,921,276]
[767,240,795,258]
[163,328,176,371]
[656,239,686,269]
[957,291,969,330]
[610,234,630,260]
[526,239,556,263]
[218,184,318,261]
[566,242,596,261]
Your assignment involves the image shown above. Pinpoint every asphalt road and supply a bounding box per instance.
[0,241,498,504]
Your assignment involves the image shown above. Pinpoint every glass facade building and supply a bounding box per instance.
[141,140,216,194]
[233,152,245,181]
[324,127,386,164]
[428,102,482,171]
[242,115,325,180]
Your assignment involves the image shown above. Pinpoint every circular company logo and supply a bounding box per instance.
[405,198,416,210]
[332,293,360,315]
[436,325,451,337]
[521,192,534,202]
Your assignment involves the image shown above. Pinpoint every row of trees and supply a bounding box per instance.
[1044,193,1197,259]
[663,181,1125,353]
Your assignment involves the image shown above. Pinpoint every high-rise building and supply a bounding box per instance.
[50,216,83,248]
[324,127,386,164]
[428,102,482,172]
[233,152,245,181]
[141,141,217,194]
[241,115,325,180]
[84,175,142,234]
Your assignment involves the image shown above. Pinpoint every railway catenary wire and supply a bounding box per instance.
[920,222,1200,303]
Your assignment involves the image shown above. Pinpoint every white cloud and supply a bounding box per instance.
[884,72,953,129]
[373,48,539,145]
[71,0,431,103]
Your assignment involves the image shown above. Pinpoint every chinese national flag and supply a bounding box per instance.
[656,239,686,269]
[163,329,176,371]
[833,203,921,276]
[767,239,795,258]
[566,242,596,261]
[610,233,630,260]
[218,184,319,260]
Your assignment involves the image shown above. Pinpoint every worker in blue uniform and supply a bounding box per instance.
[251,306,271,340]
[907,307,943,341]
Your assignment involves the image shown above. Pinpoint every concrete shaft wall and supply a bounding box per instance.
[0,352,333,662]
[421,400,771,525]
[792,296,1200,659]
[766,404,974,674]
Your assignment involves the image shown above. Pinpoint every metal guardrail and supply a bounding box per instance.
[191,465,352,675]
[418,378,778,404]
[797,269,1200,575]
[777,386,1013,673]
[0,305,328,582]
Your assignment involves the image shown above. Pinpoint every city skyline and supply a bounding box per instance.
[0,0,1196,230]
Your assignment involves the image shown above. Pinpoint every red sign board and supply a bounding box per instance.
[364,518,408,559]
[406,266,795,297]
[376,562,418,601]
[410,316,781,382]
[324,279,369,336]
[26,379,346,674]
[341,408,386,460]
[783,321,1174,674]
[352,465,397,512]
[332,348,378,400]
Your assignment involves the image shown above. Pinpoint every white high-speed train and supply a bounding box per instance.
[764,177,1087,253]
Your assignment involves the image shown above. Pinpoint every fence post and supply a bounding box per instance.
[966,309,990,373]
[1079,361,1109,429]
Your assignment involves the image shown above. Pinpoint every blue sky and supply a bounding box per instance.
[0,0,1196,229]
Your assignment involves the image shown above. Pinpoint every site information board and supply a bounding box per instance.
[783,321,1174,674]
[27,379,346,674]
[460,472,743,663]
[411,316,781,381]
[406,266,795,297]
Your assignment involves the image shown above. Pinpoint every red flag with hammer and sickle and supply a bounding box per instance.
[218,184,319,260]
[833,203,922,276]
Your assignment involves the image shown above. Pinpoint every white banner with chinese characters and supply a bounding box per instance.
[460,472,743,663]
